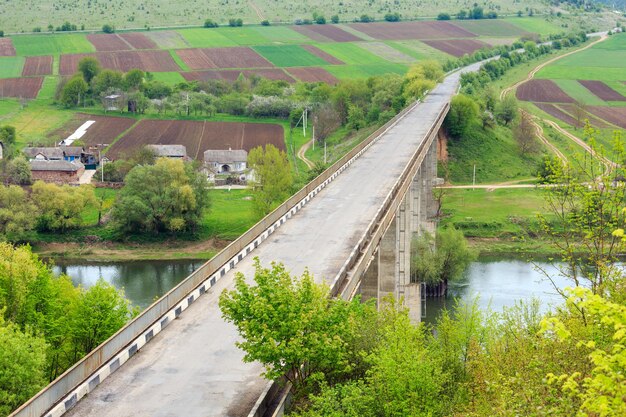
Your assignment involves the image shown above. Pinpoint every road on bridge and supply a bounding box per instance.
[65,62,483,417]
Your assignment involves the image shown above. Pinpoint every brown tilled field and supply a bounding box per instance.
[0,77,43,99]
[296,25,361,42]
[578,80,626,101]
[87,34,132,51]
[22,56,53,76]
[291,26,331,42]
[177,49,217,70]
[182,69,294,82]
[587,106,626,129]
[0,38,16,56]
[203,47,273,69]
[108,120,284,160]
[348,21,476,40]
[423,39,487,57]
[48,114,138,146]
[516,79,574,103]
[286,67,338,84]
[146,31,189,49]
[301,45,344,64]
[118,33,157,50]
[558,104,610,128]
[60,51,181,75]
[534,103,582,128]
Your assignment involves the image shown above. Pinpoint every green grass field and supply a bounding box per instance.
[502,17,564,35]
[553,79,606,106]
[168,50,189,71]
[452,20,528,37]
[253,45,329,67]
[176,28,237,48]
[325,63,408,79]
[200,189,260,240]
[385,40,450,61]
[218,27,272,45]
[150,72,187,85]
[0,57,25,78]
[12,34,94,56]
[315,43,389,65]
[248,26,311,44]
[36,76,59,100]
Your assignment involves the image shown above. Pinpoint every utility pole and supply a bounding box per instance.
[472,164,476,190]
[312,125,315,151]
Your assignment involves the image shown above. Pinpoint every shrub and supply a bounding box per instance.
[384,12,401,22]
[437,13,451,20]
[204,19,218,28]
[261,20,270,26]
[331,15,339,24]
[102,24,114,33]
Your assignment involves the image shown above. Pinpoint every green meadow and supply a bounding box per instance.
[253,45,329,67]
[12,34,95,56]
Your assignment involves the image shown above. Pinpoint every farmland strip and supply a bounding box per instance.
[22,56,53,76]
[578,80,626,101]
[516,79,575,103]
[0,38,16,56]
[301,45,344,65]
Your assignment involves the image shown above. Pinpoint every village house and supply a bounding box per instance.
[204,149,248,174]
[23,147,64,161]
[30,160,85,184]
[23,146,97,166]
[146,144,188,160]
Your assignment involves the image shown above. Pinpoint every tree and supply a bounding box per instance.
[384,13,401,22]
[0,184,36,241]
[0,30,4,37]
[0,319,47,416]
[347,104,365,130]
[261,20,270,26]
[60,75,88,107]
[514,110,539,154]
[204,19,219,28]
[572,100,588,129]
[496,94,518,125]
[313,105,341,143]
[111,158,210,233]
[444,94,479,138]
[124,69,144,91]
[0,125,16,147]
[91,69,124,96]
[437,13,451,20]
[31,182,96,232]
[102,24,115,33]
[71,279,135,357]
[77,57,101,84]
[1,156,31,185]
[331,15,339,24]
[220,259,362,393]
[247,144,293,215]
[315,15,326,24]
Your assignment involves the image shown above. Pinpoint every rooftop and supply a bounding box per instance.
[30,160,84,172]
[146,144,188,158]
[204,149,248,164]
[23,147,64,160]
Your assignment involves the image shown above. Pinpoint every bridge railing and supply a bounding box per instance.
[11,96,423,417]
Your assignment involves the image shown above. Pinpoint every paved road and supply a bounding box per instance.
[65,63,481,417]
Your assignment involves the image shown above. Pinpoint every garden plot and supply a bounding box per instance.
[60,51,181,75]
[87,34,133,51]
[0,38,16,56]
[47,114,138,147]
[300,45,344,64]
[108,120,284,160]
[253,45,329,67]
[0,77,43,99]
[182,69,294,82]
[286,67,338,84]
[145,31,190,49]
[516,79,574,103]
[118,33,157,50]
[360,42,415,63]
[587,107,626,129]
[348,21,476,40]
[22,56,53,76]
[578,80,626,101]
[176,49,218,70]
[202,47,273,69]
[292,25,362,42]
[423,39,488,57]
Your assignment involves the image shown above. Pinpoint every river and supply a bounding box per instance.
[52,256,573,317]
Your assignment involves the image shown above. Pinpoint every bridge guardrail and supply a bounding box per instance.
[11,95,423,417]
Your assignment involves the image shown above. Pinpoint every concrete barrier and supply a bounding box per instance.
[10,97,423,417]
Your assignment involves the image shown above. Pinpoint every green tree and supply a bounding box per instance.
[124,69,145,91]
[77,57,101,84]
[444,94,479,138]
[220,259,361,393]
[32,182,96,232]
[111,158,210,233]
[0,319,47,416]
[91,69,124,96]
[496,95,518,125]
[71,279,135,357]
[60,75,88,107]
[0,184,36,241]
[331,15,339,24]
[102,24,115,33]
[1,156,32,185]
[248,144,293,216]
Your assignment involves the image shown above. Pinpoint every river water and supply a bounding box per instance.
[52,256,573,317]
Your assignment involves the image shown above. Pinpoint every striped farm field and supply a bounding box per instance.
[326,63,408,79]
[0,38,16,56]
[348,21,476,40]
[0,77,44,99]
[578,80,626,102]
[182,68,294,82]
[145,31,190,49]
[286,67,338,83]
[176,29,237,48]
[253,45,330,67]
[423,39,488,57]
[22,56,53,76]
[451,20,529,37]
[47,113,138,146]
[292,25,362,42]
[60,51,181,75]
[359,42,414,63]
[150,72,187,85]
[516,79,575,103]
[12,34,94,56]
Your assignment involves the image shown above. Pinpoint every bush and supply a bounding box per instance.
[102,24,115,33]
[315,16,326,24]
[331,15,339,24]
[261,20,270,26]
[228,18,243,27]
[437,13,451,20]
[204,19,218,28]
[0,30,4,37]
[384,12,401,22]
[359,14,373,23]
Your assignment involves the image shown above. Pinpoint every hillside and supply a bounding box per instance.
[0,0,554,33]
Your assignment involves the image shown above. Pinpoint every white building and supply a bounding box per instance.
[204,149,248,174]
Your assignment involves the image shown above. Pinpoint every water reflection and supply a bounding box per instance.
[424,258,572,323]
[51,260,204,310]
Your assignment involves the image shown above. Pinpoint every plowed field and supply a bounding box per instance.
[423,39,487,57]
[301,45,344,64]
[286,67,338,84]
[87,34,132,51]
[47,113,138,146]
[578,80,626,101]
[22,56,53,76]
[294,25,361,42]
[182,69,294,82]
[118,33,157,50]
[0,77,43,98]
[60,51,181,75]
[177,49,217,70]
[558,104,610,128]
[0,38,16,56]
[108,120,284,160]
[516,79,574,103]
[534,103,581,127]
[348,21,476,40]
[587,106,626,129]
[203,47,273,69]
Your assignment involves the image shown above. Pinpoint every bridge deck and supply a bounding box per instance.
[65,66,475,417]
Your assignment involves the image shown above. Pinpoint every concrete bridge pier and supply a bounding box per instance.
[360,136,439,323]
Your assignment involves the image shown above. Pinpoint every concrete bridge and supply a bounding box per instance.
[11,61,483,417]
